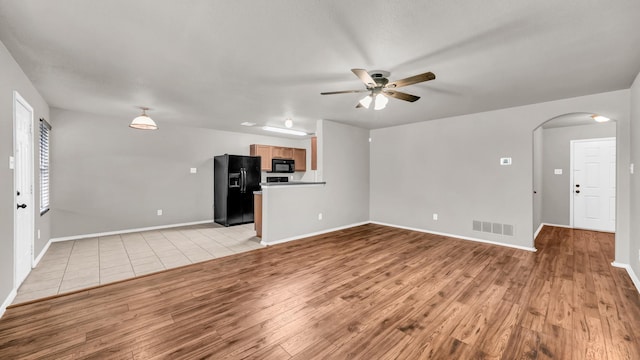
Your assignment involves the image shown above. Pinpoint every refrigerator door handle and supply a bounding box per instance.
[241,168,246,193]
[244,169,248,193]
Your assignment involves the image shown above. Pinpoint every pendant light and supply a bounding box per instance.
[129,107,158,130]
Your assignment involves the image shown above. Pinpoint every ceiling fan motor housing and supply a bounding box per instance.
[369,70,390,88]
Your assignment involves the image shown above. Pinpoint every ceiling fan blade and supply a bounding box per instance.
[384,90,420,102]
[320,89,368,95]
[386,72,435,88]
[351,69,377,88]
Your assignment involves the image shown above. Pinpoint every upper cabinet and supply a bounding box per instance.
[293,148,306,172]
[250,144,271,170]
[272,146,293,159]
[311,136,317,170]
[250,144,307,172]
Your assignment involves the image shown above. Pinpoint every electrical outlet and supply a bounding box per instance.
[190,167,197,174]
[318,213,323,220]
[433,213,438,221]
[157,209,163,216]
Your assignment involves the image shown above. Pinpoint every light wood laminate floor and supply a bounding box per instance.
[13,223,262,304]
[1,224,639,359]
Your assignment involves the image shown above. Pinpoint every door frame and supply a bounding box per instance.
[569,136,616,230]
[13,90,35,288]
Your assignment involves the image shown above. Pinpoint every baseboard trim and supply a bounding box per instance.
[541,222,573,229]
[1,288,17,319]
[611,262,640,294]
[50,220,213,242]
[535,223,572,240]
[260,221,370,246]
[33,238,52,267]
[370,221,537,252]
[534,223,543,240]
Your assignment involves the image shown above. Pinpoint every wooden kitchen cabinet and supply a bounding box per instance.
[293,148,306,171]
[311,136,317,170]
[250,144,307,172]
[250,144,272,171]
[271,146,293,159]
[254,192,262,238]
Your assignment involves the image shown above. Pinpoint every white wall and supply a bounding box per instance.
[370,90,630,255]
[50,108,311,238]
[261,120,370,243]
[540,122,616,226]
[630,72,640,279]
[0,41,50,311]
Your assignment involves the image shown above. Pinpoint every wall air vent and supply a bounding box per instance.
[472,220,514,236]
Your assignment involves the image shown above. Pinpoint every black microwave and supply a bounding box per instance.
[271,158,295,173]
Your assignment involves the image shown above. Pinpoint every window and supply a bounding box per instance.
[39,118,51,215]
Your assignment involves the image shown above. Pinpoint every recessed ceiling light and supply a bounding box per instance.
[262,126,307,136]
[591,115,610,123]
[241,122,256,127]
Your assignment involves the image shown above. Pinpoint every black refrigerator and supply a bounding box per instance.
[214,154,261,226]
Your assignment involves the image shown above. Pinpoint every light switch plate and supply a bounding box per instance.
[554,169,563,175]
[190,168,197,174]
[500,157,512,166]
[9,156,14,169]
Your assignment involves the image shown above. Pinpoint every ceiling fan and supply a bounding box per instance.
[321,69,436,110]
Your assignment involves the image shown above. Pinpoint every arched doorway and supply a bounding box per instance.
[532,112,617,243]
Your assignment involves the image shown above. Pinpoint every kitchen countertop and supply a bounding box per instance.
[260,181,326,187]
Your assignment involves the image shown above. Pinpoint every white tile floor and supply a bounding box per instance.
[13,223,263,304]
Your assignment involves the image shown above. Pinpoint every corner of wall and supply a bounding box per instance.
[629,70,640,278]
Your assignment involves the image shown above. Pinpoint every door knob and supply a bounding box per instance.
[575,184,580,188]
[17,191,20,196]
[575,190,580,194]
[17,203,27,209]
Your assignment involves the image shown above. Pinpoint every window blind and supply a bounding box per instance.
[39,118,51,215]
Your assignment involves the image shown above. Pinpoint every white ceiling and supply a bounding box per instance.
[1,0,639,136]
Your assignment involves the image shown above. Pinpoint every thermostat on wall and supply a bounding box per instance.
[500,157,512,166]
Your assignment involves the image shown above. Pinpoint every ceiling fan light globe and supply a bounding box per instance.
[374,94,388,110]
[359,95,372,109]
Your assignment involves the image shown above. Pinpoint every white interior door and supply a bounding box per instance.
[571,138,616,232]
[14,91,34,287]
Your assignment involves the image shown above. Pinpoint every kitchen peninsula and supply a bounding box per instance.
[261,181,326,187]
[256,181,327,245]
